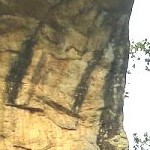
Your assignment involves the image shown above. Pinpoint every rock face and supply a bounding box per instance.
[0,0,134,149]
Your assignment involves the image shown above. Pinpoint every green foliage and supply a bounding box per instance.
[129,39,150,71]
[133,133,150,150]
[128,40,150,149]
[124,39,150,98]
[130,39,150,56]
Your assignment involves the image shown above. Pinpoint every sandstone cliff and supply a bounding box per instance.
[0,0,134,149]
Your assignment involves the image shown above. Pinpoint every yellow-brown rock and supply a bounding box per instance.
[0,0,134,149]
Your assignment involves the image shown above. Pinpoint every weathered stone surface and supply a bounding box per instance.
[0,0,134,149]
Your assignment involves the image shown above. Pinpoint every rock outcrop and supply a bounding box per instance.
[0,0,134,149]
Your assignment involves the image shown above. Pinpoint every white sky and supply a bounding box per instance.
[129,0,150,42]
[124,0,150,149]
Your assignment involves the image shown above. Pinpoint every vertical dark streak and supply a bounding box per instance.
[5,23,42,104]
[26,52,47,104]
[72,49,104,113]
[97,44,129,149]
[96,13,130,149]
[31,53,47,85]
[5,38,35,103]
[4,0,71,104]
[96,57,122,149]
